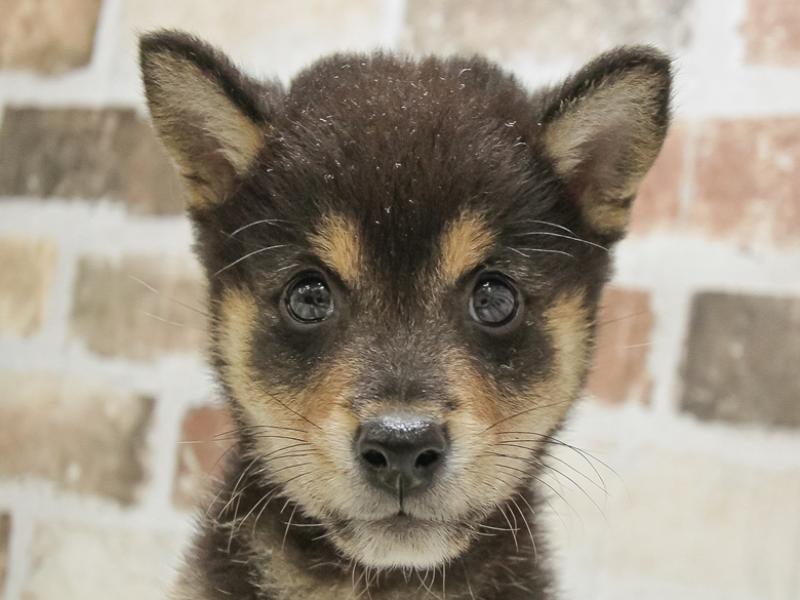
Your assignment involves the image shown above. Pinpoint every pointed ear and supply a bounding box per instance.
[540,46,672,237]
[139,30,272,208]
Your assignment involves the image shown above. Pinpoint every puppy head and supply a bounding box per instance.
[141,31,670,569]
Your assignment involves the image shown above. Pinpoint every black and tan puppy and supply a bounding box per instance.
[140,30,671,599]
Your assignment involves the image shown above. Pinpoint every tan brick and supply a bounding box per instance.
[0,237,57,337]
[741,0,800,66]
[21,523,182,600]
[113,0,390,88]
[0,0,102,74]
[70,255,207,361]
[0,514,10,595]
[404,0,692,64]
[0,371,154,505]
[0,108,183,215]
[586,288,654,404]
[681,292,800,428]
[629,123,686,235]
[691,118,800,247]
[173,405,235,510]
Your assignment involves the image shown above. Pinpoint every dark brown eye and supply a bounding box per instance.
[469,276,519,327]
[286,276,333,323]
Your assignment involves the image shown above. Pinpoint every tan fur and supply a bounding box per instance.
[308,214,363,286]
[146,52,264,207]
[438,212,496,285]
[544,67,666,234]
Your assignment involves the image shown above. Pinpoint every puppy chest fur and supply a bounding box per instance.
[141,30,672,600]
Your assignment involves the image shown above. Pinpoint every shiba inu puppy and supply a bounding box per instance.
[140,30,671,599]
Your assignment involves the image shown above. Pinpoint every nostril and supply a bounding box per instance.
[414,449,441,469]
[361,448,388,469]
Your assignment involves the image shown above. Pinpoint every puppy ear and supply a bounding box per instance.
[539,46,672,237]
[139,30,272,208]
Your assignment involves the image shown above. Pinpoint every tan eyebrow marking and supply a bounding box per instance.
[308,214,362,285]
[439,212,496,284]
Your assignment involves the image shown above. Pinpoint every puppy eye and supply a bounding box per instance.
[469,275,519,327]
[285,275,334,323]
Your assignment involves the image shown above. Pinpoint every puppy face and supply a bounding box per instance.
[141,33,671,569]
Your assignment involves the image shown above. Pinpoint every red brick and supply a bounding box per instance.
[0,0,102,74]
[741,0,800,66]
[0,513,9,594]
[173,405,235,510]
[70,255,207,361]
[0,371,154,505]
[587,288,655,404]
[691,118,800,248]
[629,123,686,235]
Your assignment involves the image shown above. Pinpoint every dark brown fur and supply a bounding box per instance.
[141,30,671,600]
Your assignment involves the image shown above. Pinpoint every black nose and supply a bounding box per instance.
[356,415,448,496]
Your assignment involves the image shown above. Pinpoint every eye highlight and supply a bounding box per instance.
[469,275,520,327]
[285,275,334,324]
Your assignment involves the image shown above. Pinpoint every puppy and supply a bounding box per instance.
[140,30,671,600]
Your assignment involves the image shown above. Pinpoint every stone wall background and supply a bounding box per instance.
[0,1,799,599]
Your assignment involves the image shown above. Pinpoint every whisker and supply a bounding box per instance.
[511,231,608,253]
[516,219,577,235]
[228,218,292,238]
[213,244,289,277]
[480,399,571,433]
[509,495,537,558]
[128,275,211,317]
[508,246,574,259]
[281,503,299,551]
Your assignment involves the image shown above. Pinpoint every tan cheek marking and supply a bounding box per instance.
[217,286,261,412]
[515,291,591,434]
[439,212,496,285]
[308,214,362,286]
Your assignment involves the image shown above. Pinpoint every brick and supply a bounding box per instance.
[21,523,182,600]
[741,0,800,66]
[0,0,102,74]
[680,292,800,428]
[70,255,207,361]
[0,108,183,215]
[112,0,390,89]
[0,371,154,505]
[586,288,654,404]
[404,0,692,64]
[547,437,800,598]
[173,405,235,510]
[629,123,686,235]
[0,514,9,595]
[0,237,57,337]
[691,118,800,248]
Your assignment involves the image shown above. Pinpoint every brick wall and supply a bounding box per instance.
[0,1,798,599]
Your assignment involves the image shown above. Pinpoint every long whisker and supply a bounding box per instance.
[228,218,292,238]
[511,231,608,253]
[507,246,574,259]
[479,399,571,433]
[128,275,211,317]
[213,244,289,277]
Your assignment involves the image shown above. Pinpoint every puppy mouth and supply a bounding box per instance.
[372,511,438,530]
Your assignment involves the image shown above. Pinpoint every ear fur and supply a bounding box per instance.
[139,30,273,208]
[539,46,672,237]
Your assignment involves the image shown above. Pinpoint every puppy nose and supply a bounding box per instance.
[357,415,448,496]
